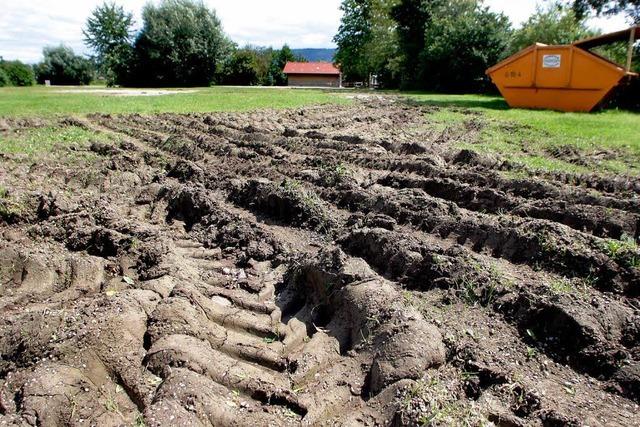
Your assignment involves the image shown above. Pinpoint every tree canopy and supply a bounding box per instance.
[509,2,597,54]
[572,0,640,23]
[133,0,232,87]
[83,2,135,85]
[34,46,94,85]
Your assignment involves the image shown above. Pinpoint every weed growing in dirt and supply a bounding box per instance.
[397,377,487,426]
[318,162,351,187]
[548,277,589,297]
[603,235,640,269]
[0,187,27,223]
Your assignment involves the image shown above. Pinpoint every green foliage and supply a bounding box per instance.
[134,0,232,87]
[83,2,135,85]
[0,60,35,86]
[390,0,431,89]
[221,49,262,85]
[509,2,597,54]
[573,0,640,23]
[421,0,511,92]
[334,0,399,84]
[268,45,305,86]
[34,45,94,85]
[0,68,9,87]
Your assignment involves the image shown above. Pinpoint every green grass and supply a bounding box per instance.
[406,93,640,176]
[0,86,350,117]
[0,125,110,156]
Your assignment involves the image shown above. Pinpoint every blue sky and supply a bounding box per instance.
[0,0,630,63]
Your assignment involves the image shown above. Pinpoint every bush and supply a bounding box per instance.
[0,68,9,87]
[0,60,35,86]
[35,46,94,85]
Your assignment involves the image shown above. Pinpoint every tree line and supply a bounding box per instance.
[334,0,639,92]
[1,0,637,89]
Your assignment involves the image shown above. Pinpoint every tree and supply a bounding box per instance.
[421,0,511,92]
[390,0,432,89]
[509,2,597,54]
[34,46,94,85]
[268,45,304,86]
[134,0,232,86]
[83,2,135,85]
[0,67,9,87]
[221,48,261,85]
[334,0,399,84]
[0,60,35,86]
[573,0,640,23]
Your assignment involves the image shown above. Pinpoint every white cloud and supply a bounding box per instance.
[0,0,632,63]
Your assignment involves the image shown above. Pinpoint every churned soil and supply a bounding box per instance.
[1,99,639,426]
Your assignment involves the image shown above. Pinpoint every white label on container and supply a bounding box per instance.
[542,54,561,68]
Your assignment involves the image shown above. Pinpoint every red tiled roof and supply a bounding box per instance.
[283,62,340,75]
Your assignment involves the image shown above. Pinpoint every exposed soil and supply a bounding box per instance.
[1,99,639,426]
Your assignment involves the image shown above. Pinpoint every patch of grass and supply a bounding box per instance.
[398,377,487,426]
[0,125,110,156]
[0,86,351,117]
[407,93,640,176]
[603,236,640,269]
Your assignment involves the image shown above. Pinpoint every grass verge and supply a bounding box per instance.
[406,93,640,176]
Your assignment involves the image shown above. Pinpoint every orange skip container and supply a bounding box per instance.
[487,27,639,112]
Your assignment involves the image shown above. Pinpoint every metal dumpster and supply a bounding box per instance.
[486,26,639,112]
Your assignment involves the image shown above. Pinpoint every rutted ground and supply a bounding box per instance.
[0,99,639,426]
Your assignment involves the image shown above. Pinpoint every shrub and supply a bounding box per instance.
[35,45,94,85]
[0,68,9,87]
[0,60,35,86]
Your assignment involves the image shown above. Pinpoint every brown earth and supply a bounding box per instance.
[0,99,639,426]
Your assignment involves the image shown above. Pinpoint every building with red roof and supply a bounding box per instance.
[283,62,342,88]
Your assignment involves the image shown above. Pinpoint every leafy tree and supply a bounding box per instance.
[509,2,597,54]
[334,0,373,81]
[268,45,304,86]
[334,0,399,84]
[0,60,35,86]
[34,46,94,85]
[390,0,433,89]
[83,2,135,85]
[134,0,232,86]
[573,0,640,23]
[0,67,9,87]
[421,0,511,92]
[221,48,261,85]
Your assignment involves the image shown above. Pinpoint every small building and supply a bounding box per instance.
[283,62,342,87]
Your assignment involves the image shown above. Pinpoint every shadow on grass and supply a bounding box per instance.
[406,95,510,111]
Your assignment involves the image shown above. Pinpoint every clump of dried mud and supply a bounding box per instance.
[1,100,639,426]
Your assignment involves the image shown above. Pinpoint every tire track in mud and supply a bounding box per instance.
[3,101,637,426]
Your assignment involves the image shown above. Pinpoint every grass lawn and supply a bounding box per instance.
[0,85,350,117]
[405,93,640,176]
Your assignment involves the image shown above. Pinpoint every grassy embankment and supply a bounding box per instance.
[408,93,640,176]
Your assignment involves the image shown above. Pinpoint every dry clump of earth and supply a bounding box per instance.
[0,99,639,426]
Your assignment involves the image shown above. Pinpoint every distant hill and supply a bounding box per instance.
[292,48,336,62]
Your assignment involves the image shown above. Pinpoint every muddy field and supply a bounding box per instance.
[0,99,639,426]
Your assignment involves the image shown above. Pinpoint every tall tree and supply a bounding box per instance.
[390,0,432,89]
[334,0,399,84]
[334,0,373,81]
[83,2,135,85]
[509,2,597,54]
[268,45,304,86]
[34,45,94,85]
[421,0,511,92]
[134,0,232,86]
[573,0,640,23]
